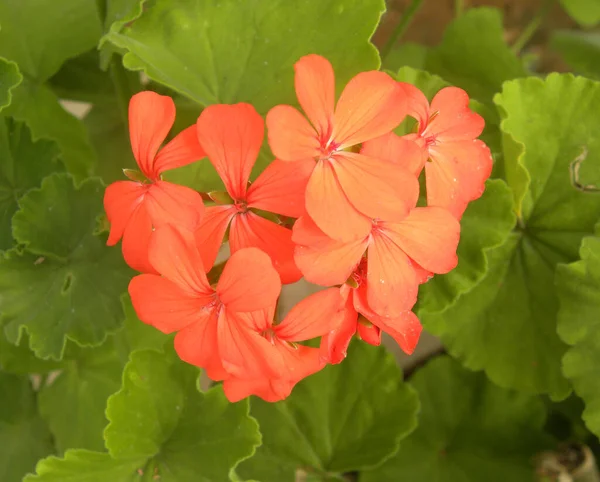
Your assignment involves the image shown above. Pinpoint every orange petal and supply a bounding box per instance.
[361,132,427,176]
[128,91,175,179]
[367,233,419,316]
[129,274,205,333]
[217,247,281,312]
[275,287,345,341]
[148,224,212,294]
[427,87,484,141]
[196,103,263,200]
[369,310,422,355]
[229,212,301,284]
[174,309,228,381]
[236,306,276,333]
[153,124,206,175]
[381,208,460,274]
[121,201,155,274]
[332,152,419,221]
[247,159,314,218]
[194,205,235,272]
[292,216,368,286]
[356,318,382,346]
[332,71,407,148]
[319,287,358,364]
[223,376,292,403]
[145,181,204,231]
[305,159,372,242]
[266,105,320,161]
[399,82,430,131]
[294,54,335,139]
[104,180,147,246]
[275,340,324,386]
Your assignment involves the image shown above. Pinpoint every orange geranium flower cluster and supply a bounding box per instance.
[104,54,492,402]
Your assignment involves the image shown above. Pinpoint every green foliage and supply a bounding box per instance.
[559,0,600,27]
[361,357,553,482]
[551,30,600,80]
[236,342,419,481]
[0,57,21,112]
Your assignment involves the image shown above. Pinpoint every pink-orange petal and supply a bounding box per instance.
[194,205,236,271]
[361,132,427,177]
[332,71,408,148]
[305,159,372,242]
[104,180,147,246]
[294,54,335,139]
[370,310,422,355]
[196,103,263,200]
[217,247,281,313]
[319,288,358,364]
[121,201,155,274]
[223,376,291,403]
[229,212,302,284]
[332,152,419,222]
[266,105,321,161]
[247,159,314,218]
[427,87,484,141]
[145,180,204,230]
[128,91,175,179]
[356,318,382,346]
[152,124,206,176]
[399,82,430,130]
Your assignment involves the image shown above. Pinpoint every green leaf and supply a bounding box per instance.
[559,0,600,27]
[0,333,62,375]
[0,118,62,251]
[425,7,526,104]
[0,57,22,112]
[0,0,102,82]
[418,179,515,314]
[551,30,600,80]
[38,341,123,454]
[382,42,428,72]
[104,349,260,481]
[236,342,419,481]
[116,295,169,354]
[0,173,132,359]
[0,372,54,482]
[4,80,96,180]
[361,356,552,482]
[557,233,600,437]
[104,0,384,113]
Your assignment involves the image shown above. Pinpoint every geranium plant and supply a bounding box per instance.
[1,0,600,481]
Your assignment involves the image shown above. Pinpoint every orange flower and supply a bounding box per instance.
[267,54,419,242]
[363,86,493,218]
[104,91,205,272]
[194,103,313,284]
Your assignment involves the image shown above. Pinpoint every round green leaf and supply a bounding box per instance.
[0,174,132,359]
[559,0,600,27]
[236,342,419,481]
[0,57,22,112]
[551,30,600,80]
[361,357,553,482]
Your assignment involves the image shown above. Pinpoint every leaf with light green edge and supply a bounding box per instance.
[104,0,384,114]
[551,30,600,80]
[38,340,124,454]
[0,173,133,359]
[0,0,101,83]
[361,356,553,482]
[104,349,260,481]
[425,7,526,104]
[559,0,600,27]
[417,179,515,315]
[0,332,62,375]
[236,342,419,481]
[115,295,170,355]
[0,57,22,112]
[382,42,428,72]
[557,233,600,437]
[0,118,62,251]
[0,372,54,482]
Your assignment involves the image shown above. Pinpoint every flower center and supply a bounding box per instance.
[234,200,248,213]
[318,138,340,160]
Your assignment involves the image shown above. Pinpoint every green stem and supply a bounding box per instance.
[454,0,465,17]
[109,58,137,125]
[380,0,425,61]
[512,0,555,54]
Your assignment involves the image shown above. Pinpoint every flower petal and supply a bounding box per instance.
[104,181,147,246]
[145,181,204,230]
[294,54,335,138]
[229,212,301,284]
[148,224,212,294]
[217,247,282,312]
[247,159,314,218]
[153,124,206,174]
[174,309,228,381]
[380,207,460,274]
[427,87,484,141]
[400,81,430,130]
[129,274,206,333]
[356,317,382,346]
[292,216,367,286]
[128,91,175,179]
[367,233,419,316]
[121,201,155,274]
[369,310,422,355]
[266,105,320,161]
[196,103,263,200]
[223,376,291,403]
[275,287,345,341]
[332,71,407,148]
[332,152,419,221]
[319,287,358,364]
[305,159,372,242]
[361,132,427,176]
[194,205,236,272]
